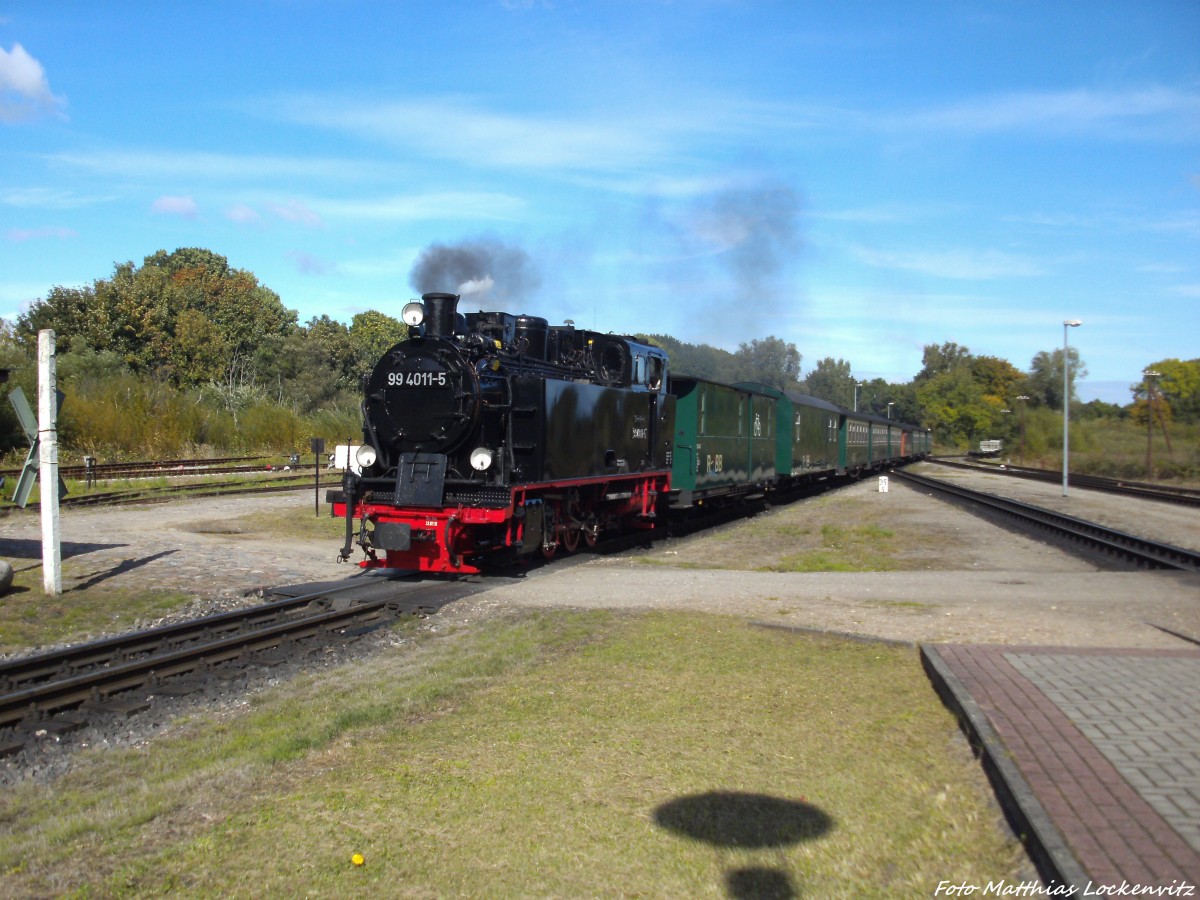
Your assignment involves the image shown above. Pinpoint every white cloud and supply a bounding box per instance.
[226,204,261,224]
[849,244,1046,280]
[266,199,323,227]
[2,187,114,209]
[4,226,76,242]
[151,195,199,218]
[48,149,385,182]
[286,251,336,276]
[268,94,718,174]
[0,43,65,122]
[315,191,526,222]
[886,87,1200,141]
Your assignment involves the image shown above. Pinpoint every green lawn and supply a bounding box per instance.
[0,609,1023,897]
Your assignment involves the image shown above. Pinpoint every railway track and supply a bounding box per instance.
[892,468,1200,573]
[929,457,1200,507]
[0,575,478,756]
[5,470,322,512]
[0,455,275,482]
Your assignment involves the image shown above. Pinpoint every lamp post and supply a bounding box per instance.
[1143,369,1160,480]
[1016,395,1029,464]
[853,381,862,412]
[1062,320,1082,497]
[886,401,893,420]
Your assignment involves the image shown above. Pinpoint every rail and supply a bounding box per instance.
[927,457,1200,508]
[891,468,1200,573]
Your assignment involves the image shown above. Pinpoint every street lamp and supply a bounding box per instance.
[1062,320,1082,497]
[886,401,893,420]
[853,381,862,412]
[1143,370,1160,480]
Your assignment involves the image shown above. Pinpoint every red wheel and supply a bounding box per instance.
[584,529,599,548]
[541,540,557,560]
[563,527,581,553]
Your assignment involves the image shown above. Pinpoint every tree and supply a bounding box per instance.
[802,357,855,406]
[349,310,409,379]
[1135,358,1200,423]
[734,336,801,391]
[15,248,298,387]
[1026,348,1087,410]
[970,355,1023,402]
[915,367,999,448]
[638,334,740,382]
[916,342,972,381]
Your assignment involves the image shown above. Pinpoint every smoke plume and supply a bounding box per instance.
[409,238,541,303]
[691,181,802,296]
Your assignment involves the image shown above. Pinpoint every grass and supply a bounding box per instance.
[0,562,193,654]
[228,503,349,541]
[0,609,1023,897]
[0,496,342,655]
[773,522,899,572]
[639,493,950,573]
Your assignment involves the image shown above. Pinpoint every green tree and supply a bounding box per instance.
[1137,358,1200,423]
[734,336,801,391]
[638,334,740,382]
[349,310,409,378]
[15,248,297,388]
[915,367,998,448]
[1026,348,1087,410]
[916,342,972,381]
[802,357,855,406]
[970,355,1023,403]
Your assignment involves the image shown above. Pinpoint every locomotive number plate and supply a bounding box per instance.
[388,371,447,387]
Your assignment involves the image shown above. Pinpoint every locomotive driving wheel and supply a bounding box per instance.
[562,527,581,553]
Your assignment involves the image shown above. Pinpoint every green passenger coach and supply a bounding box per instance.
[669,377,777,507]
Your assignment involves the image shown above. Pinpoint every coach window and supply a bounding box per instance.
[700,388,707,434]
[738,396,745,436]
[634,355,646,386]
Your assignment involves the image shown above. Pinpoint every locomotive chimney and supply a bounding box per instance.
[422,292,459,338]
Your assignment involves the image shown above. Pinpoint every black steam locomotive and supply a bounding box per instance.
[333,292,675,573]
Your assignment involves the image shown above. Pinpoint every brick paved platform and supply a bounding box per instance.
[922,644,1200,890]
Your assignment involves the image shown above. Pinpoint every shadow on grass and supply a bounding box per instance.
[0,537,126,560]
[69,550,178,591]
[654,791,834,899]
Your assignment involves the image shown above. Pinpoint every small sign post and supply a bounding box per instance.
[311,437,325,516]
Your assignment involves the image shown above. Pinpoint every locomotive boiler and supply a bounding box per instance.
[332,292,675,573]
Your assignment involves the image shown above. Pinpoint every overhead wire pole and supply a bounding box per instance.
[39,329,62,595]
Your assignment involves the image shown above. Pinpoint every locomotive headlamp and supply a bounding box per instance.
[355,444,378,469]
[469,446,494,471]
[401,301,425,327]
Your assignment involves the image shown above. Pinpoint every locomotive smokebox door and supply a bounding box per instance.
[395,452,447,507]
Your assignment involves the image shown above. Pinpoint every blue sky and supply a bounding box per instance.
[2,1,1197,403]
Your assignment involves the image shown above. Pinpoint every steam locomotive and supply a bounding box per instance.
[331,292,931,574]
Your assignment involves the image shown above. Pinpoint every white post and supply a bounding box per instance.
[38,329,61,595]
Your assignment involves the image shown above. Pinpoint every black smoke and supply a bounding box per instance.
[692,181,802,297]
[409,237,541,303]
